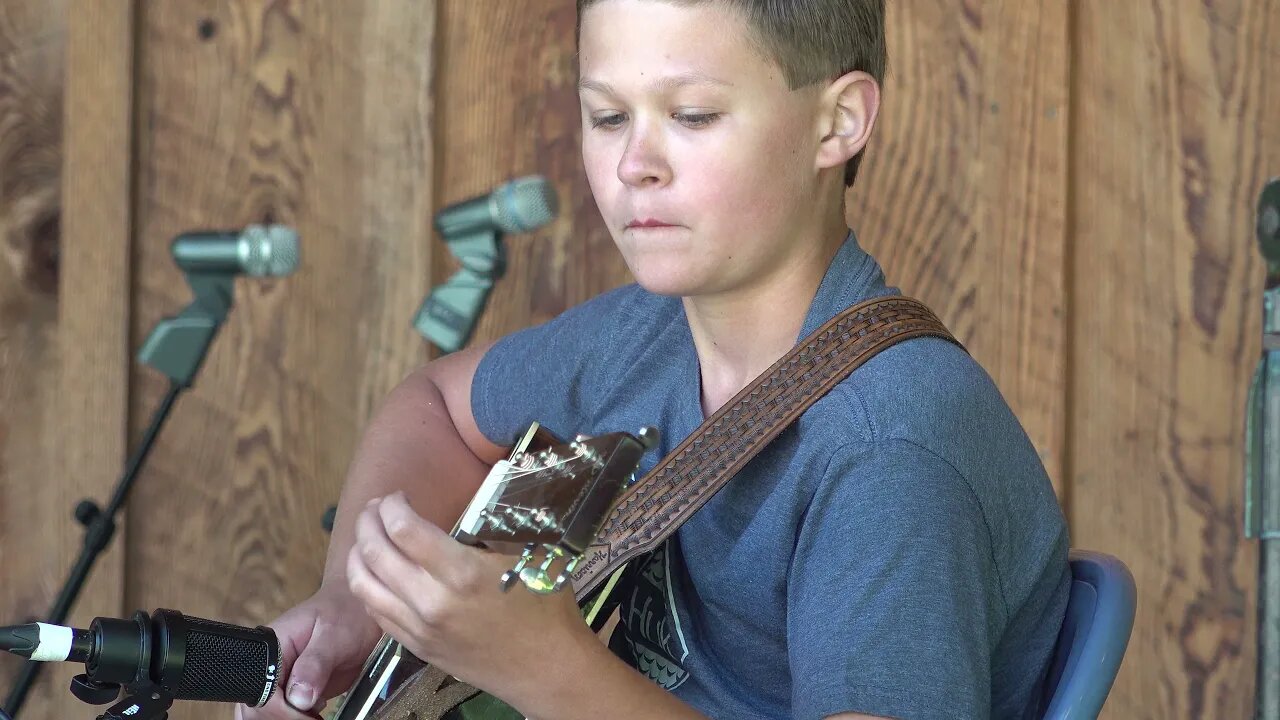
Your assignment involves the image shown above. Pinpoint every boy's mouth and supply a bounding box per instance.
[627,218,680,229]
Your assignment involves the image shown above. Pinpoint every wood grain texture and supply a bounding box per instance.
[125,3,434,718]
[1071,1,1280,717]
[436,0,630,346]
[0,0,68,711]
[0,2,131,718]
[852,0,1070,495]
[0,0,66,635]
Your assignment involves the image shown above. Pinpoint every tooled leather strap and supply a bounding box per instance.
[571,295,962,599]
[375,296,960,720]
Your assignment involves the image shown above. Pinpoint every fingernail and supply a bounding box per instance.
[287,682,317,711]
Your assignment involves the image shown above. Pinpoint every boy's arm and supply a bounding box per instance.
[321,341,509,588]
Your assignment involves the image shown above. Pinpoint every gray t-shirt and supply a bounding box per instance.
[471,234,1070,720]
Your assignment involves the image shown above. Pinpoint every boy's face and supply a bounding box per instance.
[578,0,830,298]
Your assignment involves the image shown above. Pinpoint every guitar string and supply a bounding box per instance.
[496,454,585,487]
[474,451,605,521]
[490,463,587,497]
[494,454,581,486]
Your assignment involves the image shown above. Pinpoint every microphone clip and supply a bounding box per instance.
[70,674,174,720]
[136,273,236,388]
[414,230,506,354]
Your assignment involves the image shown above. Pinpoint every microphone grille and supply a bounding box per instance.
[176,623,276,704]
[492,176,559,234]
[240,225,301,277]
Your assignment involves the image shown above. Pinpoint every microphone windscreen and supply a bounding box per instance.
[241,224,301,277]
[493,176,559,234]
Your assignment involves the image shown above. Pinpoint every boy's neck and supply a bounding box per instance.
[683,223,849,418]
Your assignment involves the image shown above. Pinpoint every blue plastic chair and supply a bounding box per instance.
[1038,550,1137,719]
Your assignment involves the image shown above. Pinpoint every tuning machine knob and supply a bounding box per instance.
[637,426,660,449]
[500,544,537,591]
[519,546,565,594]
[551,555,581,592]
[481,509,516,534]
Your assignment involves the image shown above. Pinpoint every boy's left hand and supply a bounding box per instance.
[346,491,594,704]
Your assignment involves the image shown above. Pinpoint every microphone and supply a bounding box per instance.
[434,175,558,239]
[171,224,301,277]
[1250,177,1280,719]
[1259,178,1280,285]
[0,609,280,707]
[136,224,301,387]
[415,176,560,353]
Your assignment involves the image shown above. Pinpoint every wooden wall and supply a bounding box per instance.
[0,2,130,719]
[1073,2,1280,716]
[0,1,1275,719]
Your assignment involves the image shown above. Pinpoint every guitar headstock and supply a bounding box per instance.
[453,422,658,594]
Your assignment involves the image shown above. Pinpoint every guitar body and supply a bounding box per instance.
[326,423,653,720]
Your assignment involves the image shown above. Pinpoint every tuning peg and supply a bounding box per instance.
[551,555,582,592]
[506,507,533,530]
[500,544,537,592]
[637,426,660,450]
[519,547,565,594]
[570,441,603,468]
[483,509,515,535]
[531,507,559,530]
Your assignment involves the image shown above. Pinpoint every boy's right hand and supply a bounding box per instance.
[235,583,383,720]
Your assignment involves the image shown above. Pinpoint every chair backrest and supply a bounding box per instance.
[1039,550,1137,720]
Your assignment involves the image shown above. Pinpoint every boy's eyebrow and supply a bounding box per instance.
[578,71,734,96]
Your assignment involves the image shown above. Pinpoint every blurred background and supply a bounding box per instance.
[0,1,1275,718]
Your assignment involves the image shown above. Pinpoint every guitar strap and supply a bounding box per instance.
[380,295,962,719]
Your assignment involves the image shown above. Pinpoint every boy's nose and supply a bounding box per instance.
[617,134,672,188]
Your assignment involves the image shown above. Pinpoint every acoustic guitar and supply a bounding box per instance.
[326,421,657,720]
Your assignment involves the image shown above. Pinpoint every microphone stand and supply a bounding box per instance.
[1247,177,1280,720]
[3,273,238,718]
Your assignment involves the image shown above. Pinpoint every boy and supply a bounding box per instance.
[240,1,1070,719]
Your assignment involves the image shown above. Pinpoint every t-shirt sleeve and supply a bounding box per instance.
[470,295,623,449]
[788,438,1005,720]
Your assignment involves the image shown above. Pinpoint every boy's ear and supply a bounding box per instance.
[814,70,880,173]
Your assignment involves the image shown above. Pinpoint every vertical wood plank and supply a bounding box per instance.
[0,0,73,716]
[854,0,1070,495]
[1071,1,1280,717]
[6,1,135,718]
[125,3,434,718]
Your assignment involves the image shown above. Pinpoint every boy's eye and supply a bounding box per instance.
[590,113,627,130]
[675,112,720,128]
[587,112,722,130]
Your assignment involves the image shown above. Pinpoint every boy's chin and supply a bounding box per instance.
[620,246,735,297]
[634,277,697,297]
[630,267,719,298]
